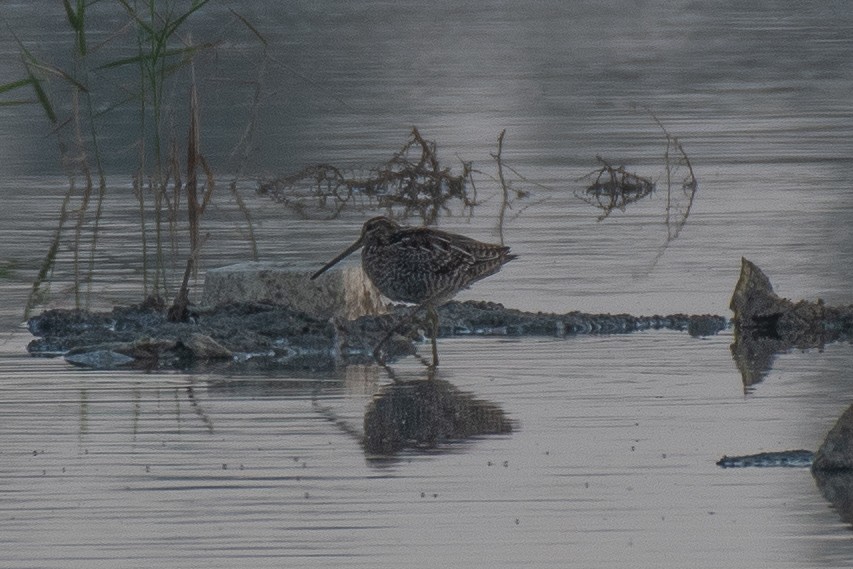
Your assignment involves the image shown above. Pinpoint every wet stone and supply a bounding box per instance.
[202,262,386,320]
[65,349,136,369]
[813,404,853,472]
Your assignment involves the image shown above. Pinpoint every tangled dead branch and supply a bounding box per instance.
[258,127,476,225]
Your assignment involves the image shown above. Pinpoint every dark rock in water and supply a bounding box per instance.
[813,404,853,472]
[729,258,853,387]
[807,404,853,524]
[812,469,853,526]
[27,308,115,337]
[730,258,853,339]
[182,334,233,360]
[716,450,814,468]
[27,299,339,371]
[61,335,232,370]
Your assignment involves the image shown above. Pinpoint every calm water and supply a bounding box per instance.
[1,1,853,568]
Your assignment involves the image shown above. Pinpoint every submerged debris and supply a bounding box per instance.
[258,127,476,225]
[27,300,340,371]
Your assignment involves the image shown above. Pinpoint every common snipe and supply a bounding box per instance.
[311,216,516,366]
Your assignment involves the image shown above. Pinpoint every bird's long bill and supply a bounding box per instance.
[310,238,363,280]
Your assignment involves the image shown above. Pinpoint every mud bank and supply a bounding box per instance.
[26,257,850,373]
[26,297,726,371]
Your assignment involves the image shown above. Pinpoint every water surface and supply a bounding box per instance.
[1,1,852,568]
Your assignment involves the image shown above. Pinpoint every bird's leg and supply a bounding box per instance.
[427,305,439,369]
[372,303,429,364]
[371,341,387,365]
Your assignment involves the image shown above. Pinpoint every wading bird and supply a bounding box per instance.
[311,216,516,366]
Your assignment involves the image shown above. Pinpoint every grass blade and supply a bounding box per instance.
[0,77,34,95]
[28,71,57,123]
[98,43,215,71]
[230,9,267,46]
[164,0,212,38]
[24,60,89,92]
[61,0,87,55]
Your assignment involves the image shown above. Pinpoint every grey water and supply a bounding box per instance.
[1,1,853,568]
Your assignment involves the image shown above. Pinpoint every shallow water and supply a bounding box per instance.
[1,1,853,568]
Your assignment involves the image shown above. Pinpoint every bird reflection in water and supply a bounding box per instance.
[362,368,513,457]
[209,365,514,459]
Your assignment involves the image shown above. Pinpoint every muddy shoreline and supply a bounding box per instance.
[25,257,852,374]
[26,298,727,371]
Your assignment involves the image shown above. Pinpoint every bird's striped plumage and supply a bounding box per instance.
[311,216,515,366]
[357,217,515,305]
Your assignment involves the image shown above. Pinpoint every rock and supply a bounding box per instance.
[813,404,853,471]
[181,333,232,360]
[729,257,784,326]
[65,348,136,369]
[63,338,177,369]
[27,308,114,337]
[729,258,853,387]
[61,335,231,369]
[202,262,386,319]
[434,300,726,338]
[730,257,853,338]
[810,404,853,523]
